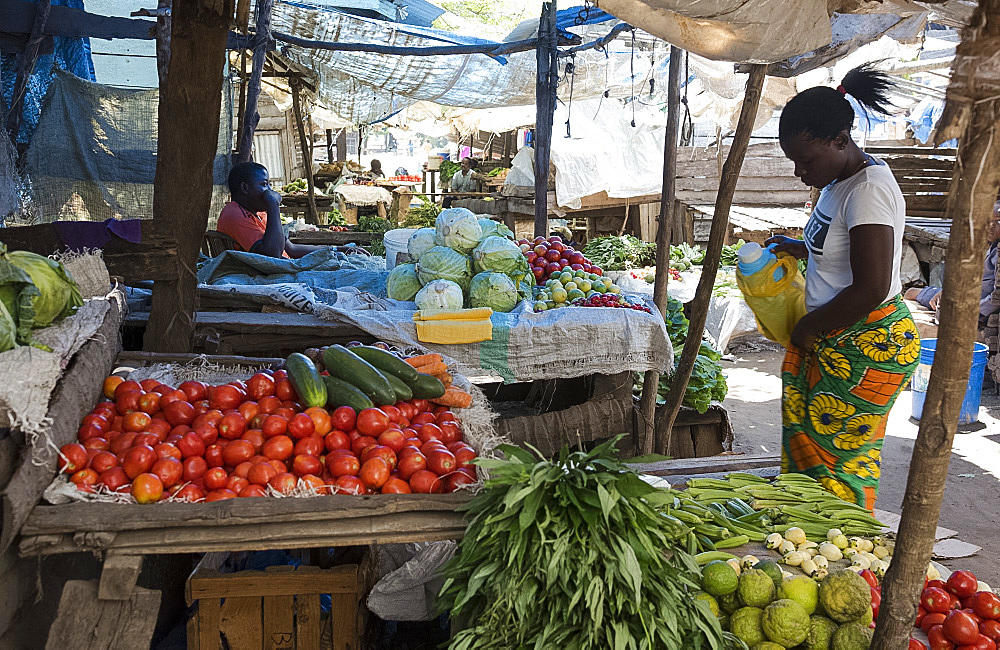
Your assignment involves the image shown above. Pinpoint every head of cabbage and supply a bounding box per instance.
[469,272,518,313]
[472,236,527,276]
[435,208,482,253]
[415,279,465,311]
[0,244,82,345]
[415,246,473,293]
[407,227,437,262]
[477,217,514,240]
[386,263,421,301]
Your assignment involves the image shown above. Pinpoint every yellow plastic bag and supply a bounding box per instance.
[735,254,807,350]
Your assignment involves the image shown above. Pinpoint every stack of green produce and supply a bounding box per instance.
[401,196,441,228]
[281,178,308,193]
[0,244,83,352]
[325,208,347,226]
[655,488,770,555]
[670,242,706,271]
[438,439,741,650]
[356,216,393,256]
[438,160,462,184]
[386,208,527,313]
[699,558,878,650]
[719,239,748,267]
[581,234,657,271]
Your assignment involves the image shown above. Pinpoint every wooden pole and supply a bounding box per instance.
[873,3,1000,645]
[638,45,684,454]
[233,0,273,163]
[291,78,318,224]
[143,0,234,353]
[5,0,50,145]
[533,1,557,238]
[656,64,767,453]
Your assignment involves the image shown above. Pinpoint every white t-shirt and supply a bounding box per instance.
[803,157,905,312]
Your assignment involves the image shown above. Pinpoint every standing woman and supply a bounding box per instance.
[767,64,919,512]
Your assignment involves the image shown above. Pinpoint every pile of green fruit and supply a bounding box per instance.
[530,269,629,312]
[699,562,877,649]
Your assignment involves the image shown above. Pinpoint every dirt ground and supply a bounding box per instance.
[723,348,1000,584]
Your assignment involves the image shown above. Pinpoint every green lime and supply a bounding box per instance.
[551,288,567,303]
[559,271,573,284]
[607,284,621,294]
[567,289,585,301]
[739,569,776,608]
[574,270,586,278]
[533,301,547,311]
[563,281,578,291]
[804,615,838,650]
[754,560,784,591]
[577,280,592,292]
[702,560,739,597]
[830,622,873,650]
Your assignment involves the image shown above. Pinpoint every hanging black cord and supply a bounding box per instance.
[629,28,636,127]
[565,57,576,137]
[680,50,694,146]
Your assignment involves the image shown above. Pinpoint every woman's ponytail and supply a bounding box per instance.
[840,63,896,116]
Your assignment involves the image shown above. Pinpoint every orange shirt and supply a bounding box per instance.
[217,201,289,258]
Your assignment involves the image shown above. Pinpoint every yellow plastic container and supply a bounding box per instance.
[735,244,807,350]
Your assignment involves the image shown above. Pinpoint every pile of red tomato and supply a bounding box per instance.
[913,570,1000,650]
[58,370,478,504]
[519,236,603,285]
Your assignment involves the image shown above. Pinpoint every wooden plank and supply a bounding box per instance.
[295,593,322,650]
[126,310,367,339]
[0,1,156,41]
[625,454,781,476]
[330,592,359,649]
[676,189,809,205]
[190,566,356,599]
[116,351,283,368]
[289,230,375,246]
[866,146,957,157]
[98,554,144,601]
[0,293,123,554]
[218,596,262,650]
[675,176,805,192]
[263,589,295,650]
[44,580,160,650]
[198,597,222,650]
[676,157,795,179]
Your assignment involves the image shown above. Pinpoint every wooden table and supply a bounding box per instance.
[288,230,375,246]
[904,219,951,286]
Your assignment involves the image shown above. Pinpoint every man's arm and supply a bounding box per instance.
[248,190,286,257]
[284,241,367,259]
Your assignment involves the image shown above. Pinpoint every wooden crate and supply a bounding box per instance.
[655,404,733,459]
[186,558,364,650]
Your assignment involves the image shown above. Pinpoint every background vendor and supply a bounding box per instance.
[443,157,484,208]
[370,159,386,180]
[219,162,358,259]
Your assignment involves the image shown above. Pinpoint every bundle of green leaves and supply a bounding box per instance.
[356,216,393,256]
[581,235,657,271]
[402,197,441,228]
[438,440,737,650]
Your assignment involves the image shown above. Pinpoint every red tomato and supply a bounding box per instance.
[929,581,950,591]
[241,429,265,454]
[928,625,954,650]
[274,379,297,402]
[193,423,219,446]
[116,390,143,415]
[262,415,288,438]
[232,461,253,478]
[950,572,981,599]
[132,473,164,503]
[70,468,99,491]
[294,436,324,457]
[138,392,162,415]
[82,437,110,452]
[122,445,156,479]
[377,429,405,452]
[258,396,282,414]
[204,443,225,468]
[357,408,390,437]
[133,433,160,449]
[178,381,208,402]
[203,467,229,490]
[268,472,297,494]
[173,483,205,502]
[926,588,956,614]
[262,435,294,461]
[77,423,105,443]
[158,389,185,410]
[351,435,378,457]
[966,610,985,626]
[287,413,315,440]
[299,474,328,494]
[149,458,181,488]
[446,472,475,492]
[360,458,390,489]
[237,401,260,424]
[380,405,403,425]
[181,456,208,482]
[59,443,88,473]
[859,570,879,589]
[89,451,118,473]
[412,412,436,426]
[247,462,278,486]
[417,423,444,443]
[247,373,276,400]
[397,452,427,480]
[98,467,128,492]
[176,432,206,459]
[333,475,364,495]
[226,476,249,494]
[381,477,412,494]
[327,453,361,478]
[209,385,243,411]
[409,399,430,413]
[304,407,332,436]
[193,410,223,429]
[213,412,243,440]
[409,470,443,494]
[114,380,142,400]
[924,613,950,634]
[918,607,930,628]
[147,419,171,440]
[420,440,447,456]
[981,620,1000,642]
[239,484,267,498]
[163,401,196,426]
[292,454,323,477]
[324,430,351,452]
[361,445,397,471]
[435,410,456,424]
[945,611,982,645]
[222,440,254,467]
[205,489,237,502]
[268,459,287,474]
[427,449,456,476]
[453,446,477,469]
[438,421,462,444]
[396,401,418,422]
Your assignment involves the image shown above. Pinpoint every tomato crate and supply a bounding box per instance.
[185,554,367,650]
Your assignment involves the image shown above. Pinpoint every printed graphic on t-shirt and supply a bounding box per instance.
[804,207,832,257]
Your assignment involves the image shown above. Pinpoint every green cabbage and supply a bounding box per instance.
[415,279,465,311]
[0,299,15,352]
[416,246,473,293]
[407,227,437,262]
[386,263,422,301]
[0,244,82,344]
[472,236,525,275]
[478,218,514,240]
[435,208,482,253]
[469,272,518,313]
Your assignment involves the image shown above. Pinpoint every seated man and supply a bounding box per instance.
[218,162,354,259]
[443,157,484,208]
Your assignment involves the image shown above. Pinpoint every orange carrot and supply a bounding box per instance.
[412,361,448,376]
[430,386,473,409]
[435,371,453,388]
[405,354,442,368]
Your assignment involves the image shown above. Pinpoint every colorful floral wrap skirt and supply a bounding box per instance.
[781,296,919,511]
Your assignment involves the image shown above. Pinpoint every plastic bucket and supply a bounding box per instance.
[383,228,414,270]
[910,339,989,425]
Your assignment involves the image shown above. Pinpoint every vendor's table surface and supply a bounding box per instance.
[288,230,376,246]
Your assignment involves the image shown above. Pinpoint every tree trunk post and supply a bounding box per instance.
[533,0,557,238]
[5,0,51,145]
[638,45,683,455]
[143,0,234,353]
[656,64,766,453]
[873,3,1000,645]
[234,0,274,163]
[291,78,318,225]
[154,0,172,88]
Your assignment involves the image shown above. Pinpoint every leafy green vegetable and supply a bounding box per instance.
[719,239,746,267]
[665,297,689,346]
[438,439,736,650]
[325,208,347,226]
[402,196,441,228]
[356,216,393,256]
[438,160,462,184]
[582,235,656,271]
[0,244,82,347]
[669,243,706,271]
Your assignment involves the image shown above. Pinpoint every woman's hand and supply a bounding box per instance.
[765,235,808,260]
[791,316,819,351]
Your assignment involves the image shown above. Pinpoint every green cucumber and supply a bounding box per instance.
[383,371,413,402]
[322,345,396,406]
[321,375,374,412]
[285,353,327,408]
[349,346,419,383]
[409,373,445,399]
